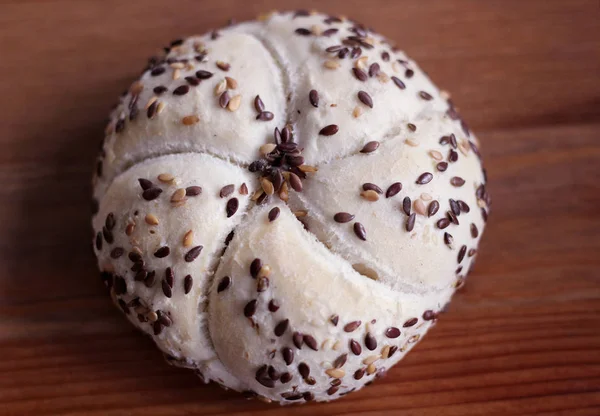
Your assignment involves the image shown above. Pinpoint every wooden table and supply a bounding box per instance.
[1,1,599,414]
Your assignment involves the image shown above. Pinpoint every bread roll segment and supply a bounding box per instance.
[91,10,489,403]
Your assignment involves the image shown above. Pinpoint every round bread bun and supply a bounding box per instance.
[92,10,490,404]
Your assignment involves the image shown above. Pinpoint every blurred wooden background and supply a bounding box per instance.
[1,0,599,415]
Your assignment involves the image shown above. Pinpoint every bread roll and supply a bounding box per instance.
[92,10,490,403]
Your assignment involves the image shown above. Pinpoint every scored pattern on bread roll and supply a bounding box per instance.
[91,10,489,403]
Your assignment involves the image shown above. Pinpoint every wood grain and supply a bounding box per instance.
[1,0,599,415]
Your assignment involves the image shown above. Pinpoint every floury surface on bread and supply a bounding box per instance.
[91,9,490,404]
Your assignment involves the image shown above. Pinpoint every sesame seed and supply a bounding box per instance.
[219,91,230,108]
[274,319,289,337]
[102,227,113,244]
[250,259,262,278]
[110,247,124,259]
[146,101,158,119]
[419,91,433,100]
[351,47,362,58]
[289,172,303,192]
[173,85,190,95]
[361,190,380,201]
[165,268,174,288]
[354,368,365,380]
[451,176,466,187]
[352,106,363,118]
[182,115,200,125]
[355,56,368,70]
[326,45,343,53]
[219,184,235,198]
[469,248,478,257]
[216,61,230,71]
[353,222,367,241]
[369,63,380,77]
[449,199,460,216]
[144,271,155,287]
[458,245,467,263]
[184,245,203,262]
[266,299,279,313]
[449,149,459,162]
[392,76,406,90]
[150,67,165,76]
[303,334,318,351]
[185,76,199,86]
[226,198,238,217]
[252,95,265,114]
[154,246,170,258]
[437,162,448,172]
[157,173,174,184]
[295,28,312,36]
[404,317,418,327]
[170,188,186,203]
[282,347,294,365]
[358,91,373,108]
[322,28,338,36]
[405,138,419,147]
[360,140,379,153]
[141,187,161,199]
[326,368,345,378]
[333,353,348,368]
[195,70,213,79]
[430,150,443,161]
[437,216,451,229]
[309,90,319,107]
[257,276,269,292]
[244,300,257,317]
[416,172,433,184]
[471,223,479,238]
[105,213,116,230]
[448,210,459,225]
[138,178,153,190]
[352,67,368,81]
[217,276,231,292]
[414,199,426,216]
[184,275,193,294]
[350,339,362,355]
[365,333,377,350]
[402,197,411,215]
[334,212,355,223]
[145,214,159,225]
[260,177,274,195]
[319,124,339,136]
[386,182,402,198]
[298,362,310,378]
[268,207,280,222]
[156,101,166,114]
[324,60,340,69]
[185,186,202,196]
[344,320,361,332]
[227,95,242,111]
[95,232,102,250]
[225,76,237,89]
[444,232,454,249]
[257,265,271,278]
[362,183,382,194]
[161,280,172,298]
[363,354,379,365]
[458,200,471,213]
[385,327,401,338]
